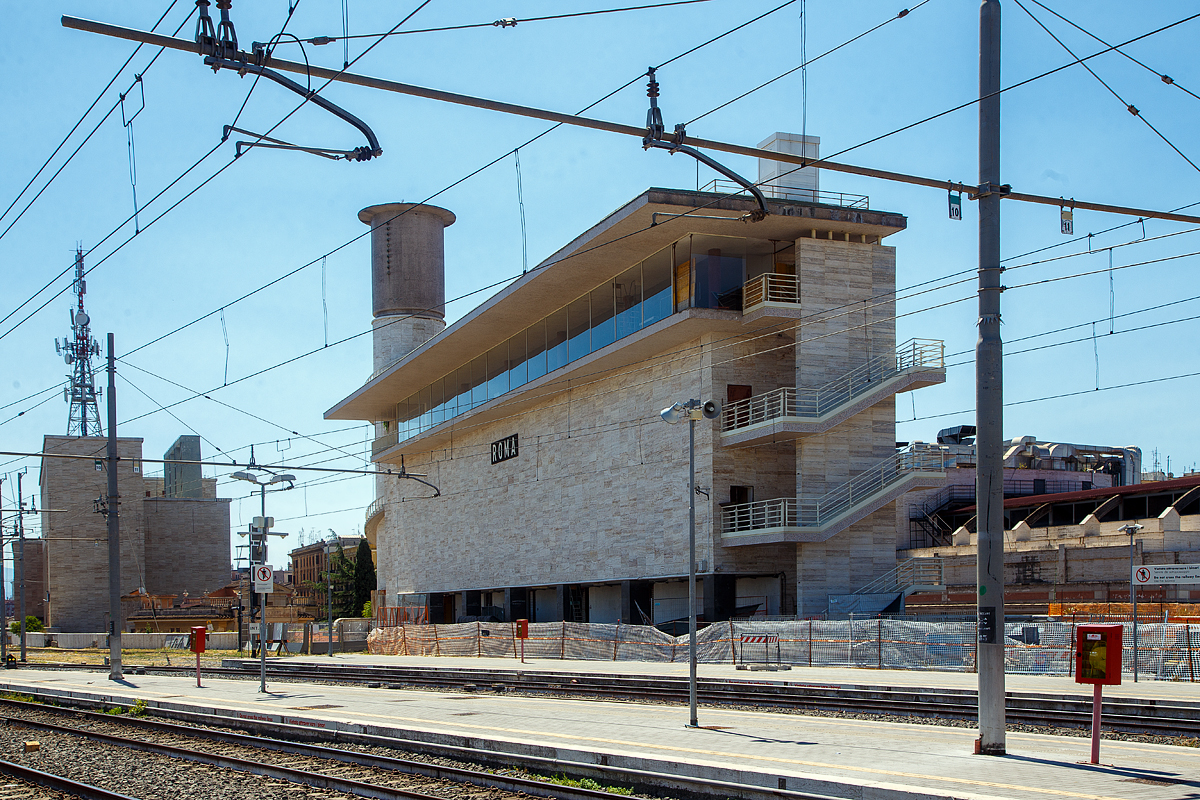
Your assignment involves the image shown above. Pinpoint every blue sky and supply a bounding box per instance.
[2,1,1199,567]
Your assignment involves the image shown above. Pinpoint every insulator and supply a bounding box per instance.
[646,79,659,99]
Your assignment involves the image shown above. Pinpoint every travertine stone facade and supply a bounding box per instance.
[791,239,899,615]
[40,435,231,632]
[332,187,928,621]
[41,436,146,632]
[143,497,232,597]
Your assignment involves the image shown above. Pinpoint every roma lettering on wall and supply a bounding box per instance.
[491,433,519,465]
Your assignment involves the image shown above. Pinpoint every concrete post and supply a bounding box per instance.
[975,0,1006,755]
[105,335,122,681]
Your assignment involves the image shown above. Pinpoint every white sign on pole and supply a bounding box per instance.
[248,622,262,636]
[253,564,274,593]
[1132,564,1200,585]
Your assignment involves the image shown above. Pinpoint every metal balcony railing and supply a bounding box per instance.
[742,273,800,310]
[701,179,869,209]
[721,339,945,433]
[722,443,948,535]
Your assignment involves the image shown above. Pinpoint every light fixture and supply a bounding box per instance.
[658,396,721,728]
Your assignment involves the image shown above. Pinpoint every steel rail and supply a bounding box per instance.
[61,15,1200,227]
[6,662,1198,737]
[6,714,453,800]
[0,700,838,800]
[0,757,139,800]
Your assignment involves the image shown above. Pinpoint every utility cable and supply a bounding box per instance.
[1014,0,1200,175]
[119,0,802,360]
[116,372,230,460]
[0,7,199,325]
[759,10,1200,197]
[117,359,365,463]
[902,370,1200,425]
[687,1,930,125]
[0,1,433,345]
[297,0,717,43]
[1028,0,1200,104]
[0,1,183,232]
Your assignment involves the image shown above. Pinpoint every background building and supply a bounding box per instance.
[39,434,232,632]
[329,134,948,623]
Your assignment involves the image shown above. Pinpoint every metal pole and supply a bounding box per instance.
[106,333,122,680]
[688,413,698,728]
[1129,530,1136,681]
[1089,683,1102,764]
[327,553,334,658]
[259,486,267,693]
[15,472,26,663]
[1,520,7,667]
[975,0,1006,756]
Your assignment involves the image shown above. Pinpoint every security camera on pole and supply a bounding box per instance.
[659,398,721,728]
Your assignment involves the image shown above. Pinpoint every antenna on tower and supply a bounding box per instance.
[60,246,104,437]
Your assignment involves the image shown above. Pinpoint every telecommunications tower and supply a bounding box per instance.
[55,247,103,437]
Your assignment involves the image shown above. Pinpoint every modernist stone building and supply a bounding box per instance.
[39,434,232,632]
[328,135,948,623]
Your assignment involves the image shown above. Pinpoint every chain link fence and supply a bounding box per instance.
[367,618,1200,680]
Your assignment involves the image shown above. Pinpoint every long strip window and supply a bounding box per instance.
[393,234,789,441]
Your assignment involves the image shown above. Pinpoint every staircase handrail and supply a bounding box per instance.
[722,338,944,432]
[723,443,948,533]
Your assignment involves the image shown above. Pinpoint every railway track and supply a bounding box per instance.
[8,659,1200,738]
[0,698,826,800]
[0,763,125,800]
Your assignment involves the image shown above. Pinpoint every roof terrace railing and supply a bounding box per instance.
[701,178,869,209]
[721,339,944,433]
[722,443,948,535]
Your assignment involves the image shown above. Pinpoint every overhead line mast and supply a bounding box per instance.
[55,247,103,437]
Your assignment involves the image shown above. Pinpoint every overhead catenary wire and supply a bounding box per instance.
[62,10,1200,228]
[1,2,436,346]
[115,0,804,361]
[0,5,199,328]
[686,0,930,126]
[0,1,185,235]
[1027,0,1200,105]
[295,0,718,43]
[1014,0,1200,175]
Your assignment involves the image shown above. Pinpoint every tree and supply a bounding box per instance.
[352,539,376,617]
[305,534,357,619]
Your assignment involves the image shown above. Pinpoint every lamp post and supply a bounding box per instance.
[1120,522,1144,682]
[326,534,336,658]
[660,398,721,728]
[231,468,295,693]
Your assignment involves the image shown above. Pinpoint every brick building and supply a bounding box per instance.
[288,536,364,606]
[38,434,232,632]
[328,134,948,623]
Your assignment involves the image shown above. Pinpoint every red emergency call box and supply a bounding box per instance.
[515,619,529,639]
[189,626,207,654]
[1075,624,1122,685]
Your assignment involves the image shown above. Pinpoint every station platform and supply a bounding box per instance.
[0,655,1196,800]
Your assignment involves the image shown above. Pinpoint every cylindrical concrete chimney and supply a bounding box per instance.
[358,203,455,374]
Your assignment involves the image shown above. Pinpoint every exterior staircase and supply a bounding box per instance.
[721,339,946,448]
[721,443,948,546]
[827,557,946,616]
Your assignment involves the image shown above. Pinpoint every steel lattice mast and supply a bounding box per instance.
[57,247,103,437]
